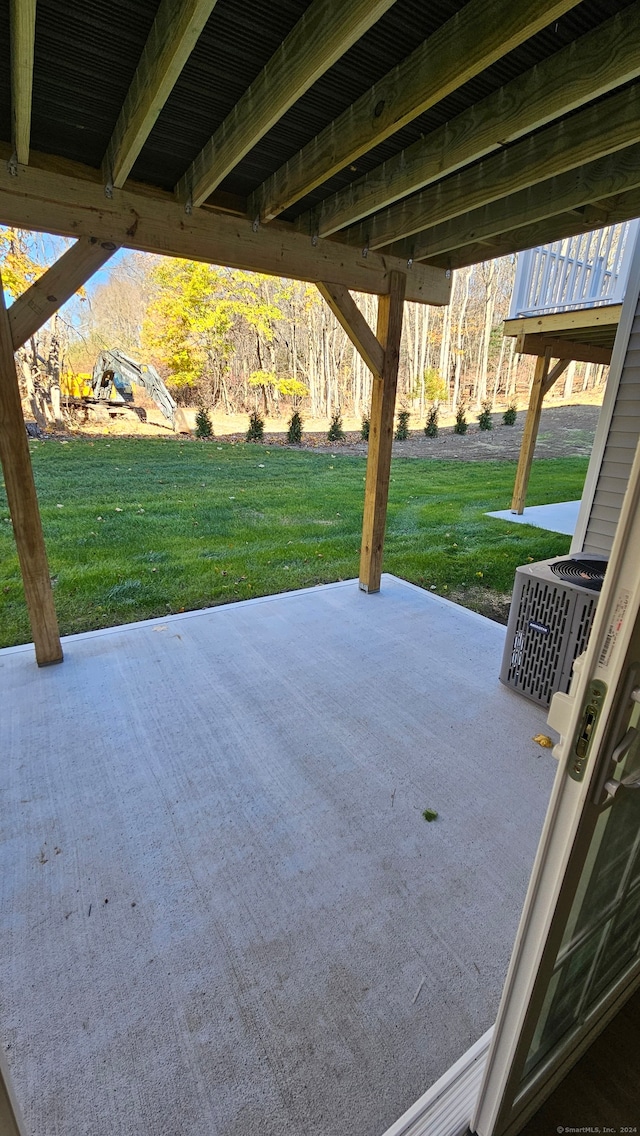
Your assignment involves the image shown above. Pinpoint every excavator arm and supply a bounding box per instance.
[91,350,177,428]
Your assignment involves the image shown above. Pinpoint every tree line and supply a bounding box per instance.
[1,226,608,426]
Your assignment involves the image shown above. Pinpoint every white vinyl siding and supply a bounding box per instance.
[583,299,640,554]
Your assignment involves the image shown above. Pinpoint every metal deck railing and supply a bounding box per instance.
[508,220,640,320]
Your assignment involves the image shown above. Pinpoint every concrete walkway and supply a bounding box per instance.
[0,577,557,1136]
[486,499,580,536]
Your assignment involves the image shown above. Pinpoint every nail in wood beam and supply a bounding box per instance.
[359,270,406,592]
[0,272,62,665]
[316,281,384,379]
[511,353,553,515]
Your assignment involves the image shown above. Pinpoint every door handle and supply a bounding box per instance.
[604,744,640,801]
[591,672,640,808]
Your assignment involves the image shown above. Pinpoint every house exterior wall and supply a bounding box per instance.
[572,235,640,556]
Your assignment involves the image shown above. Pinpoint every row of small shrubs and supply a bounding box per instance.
[196,407,343,444]
[195,401,519,443]
[426,400,518,437]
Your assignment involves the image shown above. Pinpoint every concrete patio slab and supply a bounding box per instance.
[486,500,580,536]
[0,576,557,1136]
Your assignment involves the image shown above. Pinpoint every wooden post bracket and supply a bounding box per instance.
[316,281,384,379]
[318,271,407,594]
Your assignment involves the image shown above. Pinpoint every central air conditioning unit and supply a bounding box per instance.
[500,554,608,707]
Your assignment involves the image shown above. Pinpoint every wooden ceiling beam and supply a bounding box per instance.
[8,236,120,350]
[347,82,640,253]
[421,189,640,270]
[102,0,218,190]
[513,335,613,366]
[175,0,397,209]
[10,0,36,166]
[306,1,640,239]
[249,0,582,224]
[0,154,449,305]
[389,141,640,264]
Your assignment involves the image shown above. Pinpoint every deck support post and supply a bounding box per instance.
[317,271,407,593]
[0,272,62,665]
[511,353,570,514]
[0,1050,23,1136]
[359,271,407,591]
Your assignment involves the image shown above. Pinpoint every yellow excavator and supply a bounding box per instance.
[87,350,182,429]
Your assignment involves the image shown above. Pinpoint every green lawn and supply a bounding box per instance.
[0,437,588,647]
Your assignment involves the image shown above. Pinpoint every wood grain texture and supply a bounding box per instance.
[176,0,396,207]
[514,335,613,366]
[0,157,449,304]
[0,273,62,666]
[307,1,640,238]
[398,142,640,264]
[10,0,36,165]
[359,270,406,593]
[8,237,119,350]
[0,1060,22,1136]
[103,0,218,188]
[511,354,551,515]
[250,0,582,222]
[422,189,640,270]
[542,357,571,397]
[348,83,640,253]
[316,281,384,379]
[504,307,623,338]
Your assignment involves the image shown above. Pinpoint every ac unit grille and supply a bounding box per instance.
[506,580,572,703]
[549,558,607,591]
[501,558,604,707]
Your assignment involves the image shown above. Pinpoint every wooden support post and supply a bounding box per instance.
[510,353,571,515]
[0,1052,23,1136]
[359,270,406,592]
[0,273,62,665]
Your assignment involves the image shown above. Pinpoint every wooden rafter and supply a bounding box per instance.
[175,0,397,209]
[0,271,62,666]
[248,0,582,224]
[390,140,640,265]
[8,237,120,350]
[10,0,36,165]
[305,1,640,239]
[0,153,450,305]
[512,335,613,367]
[504,308,623,339]
[359,270,406,593]
[316,283,384,379]
[422,188,640,270]
[345,83,640,254]
[103,0,218,190]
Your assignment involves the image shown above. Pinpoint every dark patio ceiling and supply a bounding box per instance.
[0,0,639,269]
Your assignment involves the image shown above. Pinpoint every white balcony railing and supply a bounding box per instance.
[508,219,640,320]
